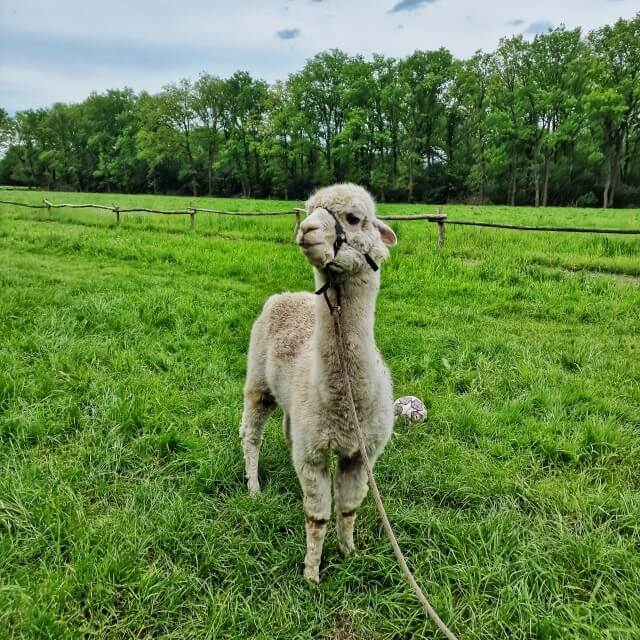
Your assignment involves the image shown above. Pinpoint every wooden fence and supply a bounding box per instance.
[1,198,639,247]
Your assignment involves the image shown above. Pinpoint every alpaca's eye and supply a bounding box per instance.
[346,213,360,225]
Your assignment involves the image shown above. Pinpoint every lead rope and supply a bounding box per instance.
[329,296,459,640]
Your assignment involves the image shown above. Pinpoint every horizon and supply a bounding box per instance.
[1,0,638,113]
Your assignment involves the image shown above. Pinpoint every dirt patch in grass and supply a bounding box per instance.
[461,257,482,269]
[545,265,640,286]
[452,253,481,269]
[585,270,639,286]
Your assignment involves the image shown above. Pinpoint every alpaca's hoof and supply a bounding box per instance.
[247,479,261,496]
[304,565,320,583]
[339,540,356,556]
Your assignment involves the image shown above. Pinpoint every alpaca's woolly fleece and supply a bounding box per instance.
[240,183,397,582]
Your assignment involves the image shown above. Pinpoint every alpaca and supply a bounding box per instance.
[240,183,397,582]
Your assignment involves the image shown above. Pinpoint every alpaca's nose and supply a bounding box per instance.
[299,220,321,236]
[297,220,323,247]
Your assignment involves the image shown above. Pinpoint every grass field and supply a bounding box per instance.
[1,191,639,639]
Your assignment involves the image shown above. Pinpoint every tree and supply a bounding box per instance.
[529,27,589,206]
[296,50,350,181]
[456,52,494,203]
[0,108,14,154]
[83,88,138,193]
[587,13,640,207]
[490,36,532,205]
[1,15,638,206]
[217,72,269,197]
[41,102,88,190]
[136,92,183,193]
[12,110,47,187]
[399,48,454,201]
[193,73,226,196]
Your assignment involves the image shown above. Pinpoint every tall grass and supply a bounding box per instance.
[1,193,639,639]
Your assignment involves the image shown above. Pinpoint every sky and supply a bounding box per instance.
[1,0,637,113]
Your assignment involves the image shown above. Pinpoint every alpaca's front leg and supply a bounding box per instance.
[335,451,373,555]
[294,452,331,583]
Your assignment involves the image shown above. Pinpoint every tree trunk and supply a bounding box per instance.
[508,159,517,206]
[25,149,36,187]
[479,147,486,205]
[607,138,623,208]
[391,125,398,183]
[603,169,610,208]
[207,144,214,196]
[407,157,414,202]
[542,152,551,207]
[253,146,261,193]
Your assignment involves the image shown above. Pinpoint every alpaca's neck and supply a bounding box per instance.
[312,269,380,383]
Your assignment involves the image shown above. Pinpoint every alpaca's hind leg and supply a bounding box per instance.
[240,389,275,495]
[293,451,331,583]
[334,451,373,555]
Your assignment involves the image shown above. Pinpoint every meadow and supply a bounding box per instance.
[1,191,639,639]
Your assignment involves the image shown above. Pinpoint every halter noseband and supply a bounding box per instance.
[313,207,379,313]
[322,207,379,272]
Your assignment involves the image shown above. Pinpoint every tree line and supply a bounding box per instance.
[1,14,638,208]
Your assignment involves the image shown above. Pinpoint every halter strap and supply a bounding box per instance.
[314,278,341,314]
[322,207,379,272]
[324,208,347,256]
[312,207,380,312]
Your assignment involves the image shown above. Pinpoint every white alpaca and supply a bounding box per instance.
[240,183,397,582]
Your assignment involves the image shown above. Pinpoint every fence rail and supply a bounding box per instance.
[432,220,640,234]
[1,198,639,247]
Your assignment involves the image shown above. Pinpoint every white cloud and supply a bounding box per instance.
[1,0,638,111]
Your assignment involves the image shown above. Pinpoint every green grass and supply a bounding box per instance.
[1,191,639,639]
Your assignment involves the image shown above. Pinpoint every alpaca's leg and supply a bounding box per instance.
[293,452,331,583]
[334,451,372,555]
[239,389,275,495]
[282,412,291,450]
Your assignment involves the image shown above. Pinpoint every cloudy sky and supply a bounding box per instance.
[1,0,637,112]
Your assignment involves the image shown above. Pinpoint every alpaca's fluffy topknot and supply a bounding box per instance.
[306,183,376,220]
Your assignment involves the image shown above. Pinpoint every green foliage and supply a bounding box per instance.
[587,16,640,208]
[0,107,14,152]
[1,192,639,638]
[1,14,639,208]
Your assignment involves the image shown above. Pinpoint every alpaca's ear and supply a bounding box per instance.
[373,219,397,246]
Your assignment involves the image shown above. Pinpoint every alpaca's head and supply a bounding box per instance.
[297,183,397,278]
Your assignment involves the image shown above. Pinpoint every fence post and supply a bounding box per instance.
[437,206,446,247]
[189,201,196,230]
[44,198,51,217]
[113,204,120,226]
[294,208,302,238]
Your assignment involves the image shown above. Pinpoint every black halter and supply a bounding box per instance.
[322,207,379,272]
[314,207,379,313]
